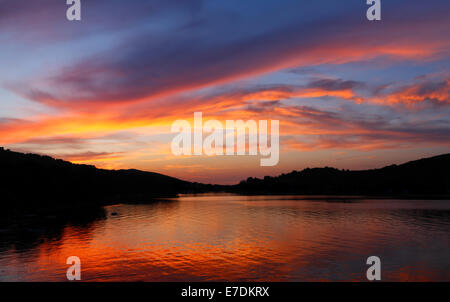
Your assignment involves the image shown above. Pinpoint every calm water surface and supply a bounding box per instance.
[1,195,449,281]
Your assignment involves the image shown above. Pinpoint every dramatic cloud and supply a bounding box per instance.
[1,0,449,182]
[6,0,449,109]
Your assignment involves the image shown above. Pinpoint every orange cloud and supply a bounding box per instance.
[374,78,450,106]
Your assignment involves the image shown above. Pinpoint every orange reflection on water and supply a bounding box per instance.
[1,195,449,281]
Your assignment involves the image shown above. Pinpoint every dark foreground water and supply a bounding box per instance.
[0,195,449,281]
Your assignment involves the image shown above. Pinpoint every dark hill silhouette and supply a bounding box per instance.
[232,153,450,196]
[1,147,450,210]
[0,147,192,206]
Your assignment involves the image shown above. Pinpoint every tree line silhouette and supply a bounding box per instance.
[0,147,189,208]
[232,154,450,196]
[1,147,449,211]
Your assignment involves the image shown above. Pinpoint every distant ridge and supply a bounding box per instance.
[231,153,450,196]
[1,147,449,208]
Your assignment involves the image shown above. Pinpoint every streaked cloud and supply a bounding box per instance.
[0,0,449,183]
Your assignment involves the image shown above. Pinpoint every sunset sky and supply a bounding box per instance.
[0,0,449,184]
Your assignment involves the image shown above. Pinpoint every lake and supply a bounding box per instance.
[0,194,449,281]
